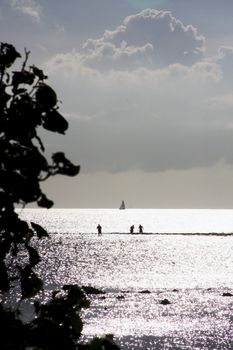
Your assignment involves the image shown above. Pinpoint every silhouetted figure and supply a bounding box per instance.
[97,224,102,235]
[139,225,143,233]
[130,225,134,234]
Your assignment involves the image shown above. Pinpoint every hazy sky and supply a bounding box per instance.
[3,0,233,208]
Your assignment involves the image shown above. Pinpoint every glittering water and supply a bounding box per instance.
[19,208,233,234]
[19,209,233,349]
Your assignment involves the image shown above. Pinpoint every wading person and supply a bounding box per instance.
[97,224,102,235]
[130,225,134,234]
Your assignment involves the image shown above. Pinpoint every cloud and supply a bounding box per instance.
[42,9,233,175]
[44,8,208,75]
[207,94,233,111]
[211,46,233,83]
[10,0,41,22]
[82,9,206,70]
[44,59,232,173]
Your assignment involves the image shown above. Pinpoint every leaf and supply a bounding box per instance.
[52,152,66,164]
[0,261,10,293]
[8,216,33,244]
[0,43,21,68]
[58,164,80,177]
[35,83,57,108]
[69,312,83,336]
[19,266,43,299]
[89,336,120,350]
[37,194,54,209]
[31,222,49,239]
[30,65,47,80]
[26,245,41,267]
[12,71,35,87]
[42,110,68,134]
[0,85,11,106]
[64,285,90,309]
[52,152,80,176]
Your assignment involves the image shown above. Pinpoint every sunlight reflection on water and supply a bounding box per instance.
[20,208,233,234]
[37,233,233,290]
[34,232,233,349]
[20,209,233,349]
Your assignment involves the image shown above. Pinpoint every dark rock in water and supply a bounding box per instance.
[139,290,151,294]
[52,290,60,298]
[172,289,178,292]
[160,298,171,305]
[116,295,125,300]
[82,285,105,295]
[222,292,233,297]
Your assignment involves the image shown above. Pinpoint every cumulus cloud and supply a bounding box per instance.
[42,9,233,175]
[45,8,207,75]
[82,9,206,70]
[10,0,41,22]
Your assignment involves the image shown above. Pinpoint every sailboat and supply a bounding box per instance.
[119,200,126,209]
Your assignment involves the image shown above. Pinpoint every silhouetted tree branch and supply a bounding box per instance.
[0,42,120,350]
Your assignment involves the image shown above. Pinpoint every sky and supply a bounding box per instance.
[3,0,233,208]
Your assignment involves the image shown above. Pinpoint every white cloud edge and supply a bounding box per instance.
[10,0,42,22]
[38,9,233,174]
[81,9,206,70]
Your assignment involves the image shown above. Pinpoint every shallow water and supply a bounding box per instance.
[19,208,233,234]
[19,209,233,349]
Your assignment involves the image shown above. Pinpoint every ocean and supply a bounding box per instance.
[19,208,233,350]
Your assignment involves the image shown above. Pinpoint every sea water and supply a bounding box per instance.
[19,209,233,349]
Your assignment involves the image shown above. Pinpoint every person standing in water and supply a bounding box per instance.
[130,225,134,234]
[97,224,102,235]
[139,224,143,233]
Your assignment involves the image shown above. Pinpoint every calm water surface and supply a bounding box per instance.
[19,209,233,349]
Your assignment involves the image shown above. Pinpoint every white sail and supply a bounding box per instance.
[119,200,125,209]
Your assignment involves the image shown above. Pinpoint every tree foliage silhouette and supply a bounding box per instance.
[0,43,119,350]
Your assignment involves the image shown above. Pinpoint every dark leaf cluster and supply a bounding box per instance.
[0,43,120,350]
